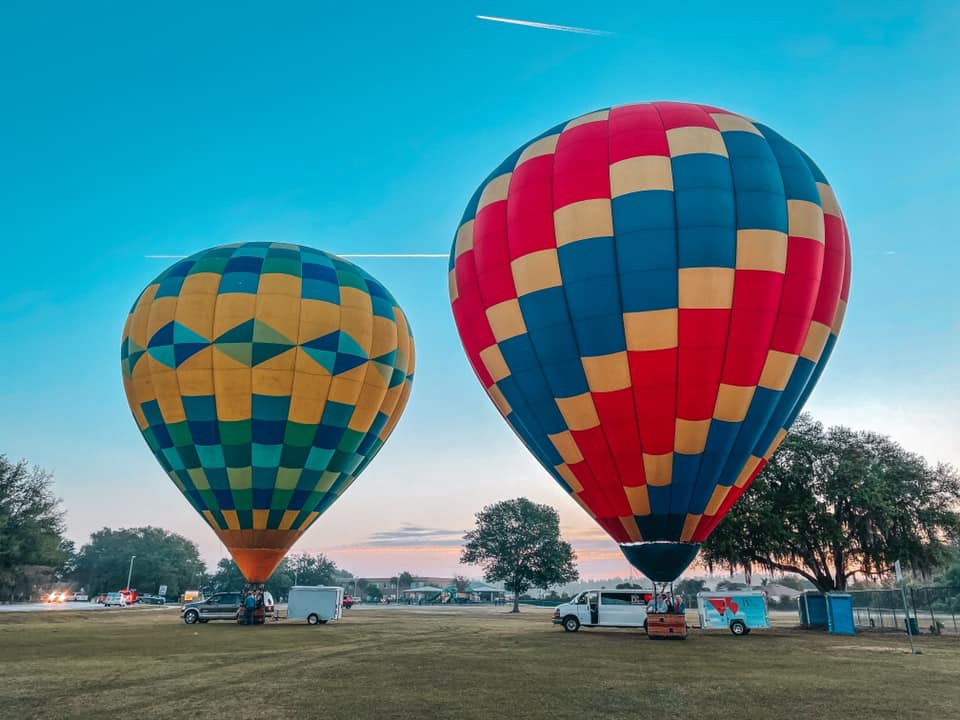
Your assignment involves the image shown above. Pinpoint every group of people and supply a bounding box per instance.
[241,588,264,625]
[646,591,685,615]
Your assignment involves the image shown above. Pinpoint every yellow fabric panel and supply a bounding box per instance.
[609,156,673,197]
[328,376,364,407]
[131,357,159,404]
[714,384,756,423]
[255,290,301,340]
[479,344,511,382]
[555,463,583,493]
[340,286,373,315]
[517,134,560,167]
[705,485,731,516]
[179,271,221,296]
[564,109,609,130]
[816,182,841,217]
[625,485,652,515]
[787,199,825,243]
[619,515,643,542]
[213,369,252,421]
[477,173,512,212]
[680,514,702,542]
[666,126,728,157]
[279,510,299,531]
[624,309,678,351]
[709,113,762,135]
[252,509,269,530]
[228,467,252,489]
[221,510,240,531]
[201,510,220,530]
[678,267,735,309]
[554,199,613,247]
[315,470,340,493]
[487,384,512,416]
[379,381,412,440]
[735,456,762,488]
[555,393,601,431]
[736,229,788,272]
[454,220,474,258]
[251,348,296,374]
[257,272,302,299]
[146,296,178,338]
[764,429,789,460]
[340,307,374,356]
[152,368,187,424]
[800,321,831,363]
[448,268,459,303]
[168,470,186,491]
[758,350,798,391]
[370,315,399,358]
[128,285,158,347]
[486,299,528,342]
[252,367,296,396]
[275,468,301,490]
[348,382,387,433]
[297,299,340,344]
[187,467,209,491]
[548,430,584,465]
[675,419,710,454]
[643,452,673,487]
[832,299,847,335]
[174,293,215,340]
[582,352,631,393]
[511,248,562,296]
[213,293,256,337]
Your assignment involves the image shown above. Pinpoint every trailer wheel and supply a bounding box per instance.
[562,616,580,632]
[730,620,747,636]
[307,613,319,625]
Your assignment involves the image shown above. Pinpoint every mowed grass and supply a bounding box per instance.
[1,606,958,720]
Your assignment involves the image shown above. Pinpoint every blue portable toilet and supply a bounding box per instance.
[798,592,827,628]
[825,593,855,635]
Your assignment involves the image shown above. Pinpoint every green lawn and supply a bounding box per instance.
[1,605,957,719]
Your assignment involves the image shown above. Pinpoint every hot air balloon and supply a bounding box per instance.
[122,242,414,583]
[449,102,850,583]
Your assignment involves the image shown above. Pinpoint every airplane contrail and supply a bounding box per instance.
[145,253,447,259]
[476,14,612,36]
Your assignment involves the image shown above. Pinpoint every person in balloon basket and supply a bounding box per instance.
[243,592,256,625]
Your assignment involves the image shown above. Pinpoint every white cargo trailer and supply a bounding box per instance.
[286,586,344,625]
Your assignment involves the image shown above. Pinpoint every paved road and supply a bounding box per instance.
[0,602,175,613]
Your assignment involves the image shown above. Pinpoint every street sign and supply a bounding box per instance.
[158,584,168,596]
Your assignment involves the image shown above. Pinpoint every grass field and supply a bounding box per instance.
[1,605,958,719]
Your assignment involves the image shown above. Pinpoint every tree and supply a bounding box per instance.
[702,415,960,592]
[72,527,206,597]
[398,571,414,590]
[0,457,72,601]
[615,582,644,589]
[675,578,707,607]
[453,575,469,593]
[461,498,579,613]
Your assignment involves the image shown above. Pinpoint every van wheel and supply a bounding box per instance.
[730,620,747,636]
[307,614,319,625]
[183,610,199,625]
[643,619,648,633]
[563,616,580,632]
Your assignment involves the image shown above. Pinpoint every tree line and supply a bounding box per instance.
[3,413,960,603]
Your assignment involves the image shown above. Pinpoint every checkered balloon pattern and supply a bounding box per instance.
[449,102,850,575]
[122,242,414,582]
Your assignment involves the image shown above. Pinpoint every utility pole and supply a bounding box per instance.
[895,560,916,655]
[126,556,136,593]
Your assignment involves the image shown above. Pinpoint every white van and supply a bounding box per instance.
[553,589,654,632]
[287,585,344,625]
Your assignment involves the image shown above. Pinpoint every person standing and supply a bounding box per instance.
[243,592,256,625]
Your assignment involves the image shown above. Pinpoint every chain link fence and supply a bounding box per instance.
[848,586,960,636]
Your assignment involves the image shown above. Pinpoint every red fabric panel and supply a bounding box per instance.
[506,154,557,259]
[628,349,677,455]
[721,270,784,385]
[769,236,823,354]
[677,308,730,419]
[654,101,718,130]
[608,103,670,162]
[473,200,516,307]
[552,120,611,208]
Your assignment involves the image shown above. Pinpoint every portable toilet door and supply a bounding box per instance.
[798,592,828,628]
[825,593,855,635]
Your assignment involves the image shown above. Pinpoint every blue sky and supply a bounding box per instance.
[1,2,957,578]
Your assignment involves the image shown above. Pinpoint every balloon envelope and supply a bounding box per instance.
[122,242,414,582]
[448,102,850,581]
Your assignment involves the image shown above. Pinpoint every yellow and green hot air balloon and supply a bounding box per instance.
[121,242,414,583]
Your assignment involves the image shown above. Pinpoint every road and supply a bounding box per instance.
[0,602,175,613]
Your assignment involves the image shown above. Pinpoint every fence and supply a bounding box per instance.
[847,586,960,636]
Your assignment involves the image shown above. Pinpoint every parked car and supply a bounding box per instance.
[95,593,108,604]
[181,592,243,624]
[552,589,653,632]
[104,592,126,607]
[72,593,89,602]
[139,594,166,605]
[342,595,355,609]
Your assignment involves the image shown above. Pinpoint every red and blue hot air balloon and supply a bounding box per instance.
[448,102,851,582]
